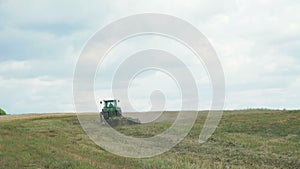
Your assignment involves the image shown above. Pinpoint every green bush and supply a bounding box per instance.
[0,108,6,115]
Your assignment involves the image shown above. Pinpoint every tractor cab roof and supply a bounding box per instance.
[103,99,116,102]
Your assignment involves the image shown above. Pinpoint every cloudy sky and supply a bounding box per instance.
[0,0,299,114]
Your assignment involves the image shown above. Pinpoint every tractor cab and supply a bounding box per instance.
[103,100,117,108]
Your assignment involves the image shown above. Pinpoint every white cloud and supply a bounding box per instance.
[0,76,73,113]
[0,0,299,113]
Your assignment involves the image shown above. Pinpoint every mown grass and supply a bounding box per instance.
[0,110,299,169]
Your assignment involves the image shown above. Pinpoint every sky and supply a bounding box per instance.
[0,0,299,114]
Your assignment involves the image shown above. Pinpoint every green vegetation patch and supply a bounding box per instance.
[0,110,299,168]
[0,108,6,115]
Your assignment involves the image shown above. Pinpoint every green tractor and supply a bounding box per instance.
[100,99,122,121]
[100,99,139,126]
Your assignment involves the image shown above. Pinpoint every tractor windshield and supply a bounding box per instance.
[105,101,116,108]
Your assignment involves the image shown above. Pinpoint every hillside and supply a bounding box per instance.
[0,110,299,168]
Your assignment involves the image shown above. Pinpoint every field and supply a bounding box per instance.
[0,110,299,169]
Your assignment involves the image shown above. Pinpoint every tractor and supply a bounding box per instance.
[99,99,140,126]
[100,99,122,121]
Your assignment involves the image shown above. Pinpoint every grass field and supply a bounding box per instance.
[0,110,299,169]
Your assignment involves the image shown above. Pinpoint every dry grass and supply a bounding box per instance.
[0,110,299,168]
[0,113,75,123]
